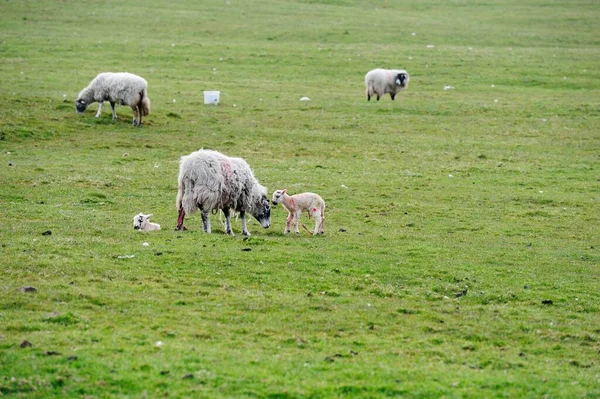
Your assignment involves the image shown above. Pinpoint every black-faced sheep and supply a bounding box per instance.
[133,213,161,231]
[364,68,410,101]
[272,189,325,236]
[175,149,271,236]
[75,72,151,126]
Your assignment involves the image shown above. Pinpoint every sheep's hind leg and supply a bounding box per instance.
[223,208,235,236]
[390,93,396,100]
[110,102,117,120]
[201,210,211,233]
[175,208,187,231]
[95,101,104,118]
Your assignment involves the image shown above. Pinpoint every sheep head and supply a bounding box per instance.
[272,189,287,206]
[133,213,152,230]
[396,73,409,88]
[251,185,271,228]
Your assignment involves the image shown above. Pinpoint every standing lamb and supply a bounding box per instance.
[133,213,161,231]
[175,149,271,236]
[272,189,325,236]
[364,68,410,101]
[75,72,151,126]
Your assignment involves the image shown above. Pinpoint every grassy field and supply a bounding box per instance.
[1,0,599,397]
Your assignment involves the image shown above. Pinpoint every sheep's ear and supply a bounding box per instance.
[146,214,153,218]
[282,189,287,194]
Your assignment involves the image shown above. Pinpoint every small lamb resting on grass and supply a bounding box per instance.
[272,189,325,236]
[133,213,161,231]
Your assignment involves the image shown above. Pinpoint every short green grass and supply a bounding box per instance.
[1,0,599,397]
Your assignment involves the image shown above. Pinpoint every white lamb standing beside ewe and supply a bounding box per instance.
[364,68,410,101]
[75,72,151,126]
[175,149,271,236]
[133,213,161,231]
[272,189,325,236]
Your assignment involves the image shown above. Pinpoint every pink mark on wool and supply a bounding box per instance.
[222,160,233,182]
[289,197,295,207]
[312,207,317,213]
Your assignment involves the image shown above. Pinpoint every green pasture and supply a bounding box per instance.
[1,0,599,397]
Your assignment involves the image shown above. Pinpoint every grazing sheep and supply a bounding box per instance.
[175,149,271,236]
[364,68,409,101]
[272,189,325,236]
[133,213,161,231]
[75,72,151,126]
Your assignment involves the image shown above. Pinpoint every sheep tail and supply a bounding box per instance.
[141,90,150,116]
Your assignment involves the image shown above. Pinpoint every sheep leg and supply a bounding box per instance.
[285,212,293,234]
[223,208,235,236]
[132,106,139,126]
[137,94,144,125]
[175,208,187,231]
[110,102,117,120]
[310,208,322,236]
[376,95,380,101]
[95,101,103,118]
[293,211,302,235]
[201,210,211,233]
[240,210,250,237]
[390,93,396,101]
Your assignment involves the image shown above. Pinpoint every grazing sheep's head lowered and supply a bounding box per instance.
[75,98,88,114]
[251,185,271,228]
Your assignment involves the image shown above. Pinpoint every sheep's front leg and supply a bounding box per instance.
[284,212,293,234]
[95,101,104,118]
[240,210,250,237]
[390,93,396,101]
[110,101,117,120]
[131,106,140,126]
[293,211,302,235]
[223,208,235,236]
[312,211,322,236]
[175,208,187,231]
[201,210,211,233]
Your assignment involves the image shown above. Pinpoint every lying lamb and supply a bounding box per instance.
[364,68,410,101]
[75,72,151,126]
[133,213,161,231]
[272,189,325,236]
[176,149,271,236]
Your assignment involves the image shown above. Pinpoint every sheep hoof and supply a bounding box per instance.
[132,119,139,127]
[227,230,235,237]
[174,225,187,231]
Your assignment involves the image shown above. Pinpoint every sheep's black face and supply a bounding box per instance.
[252,196,271,228]
[75,99,88,114]
[133,214,145,230]
[396,73,408,87]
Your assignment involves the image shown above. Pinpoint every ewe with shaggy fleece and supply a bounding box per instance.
[176,149,271,236]
[364,68,409,101]
[75,72,150,126]
[133,213,161,231]
[272,189,325,236]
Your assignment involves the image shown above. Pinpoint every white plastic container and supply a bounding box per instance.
[203,91,220,105]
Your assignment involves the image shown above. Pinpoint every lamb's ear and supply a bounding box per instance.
[282,189,287,194]
[146,214,153,219]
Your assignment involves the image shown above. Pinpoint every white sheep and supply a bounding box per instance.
[75,72,151,126]
[133,213,161,231]
[272,189,325,236]
[175,149,271,236]
[364,68,410,101]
